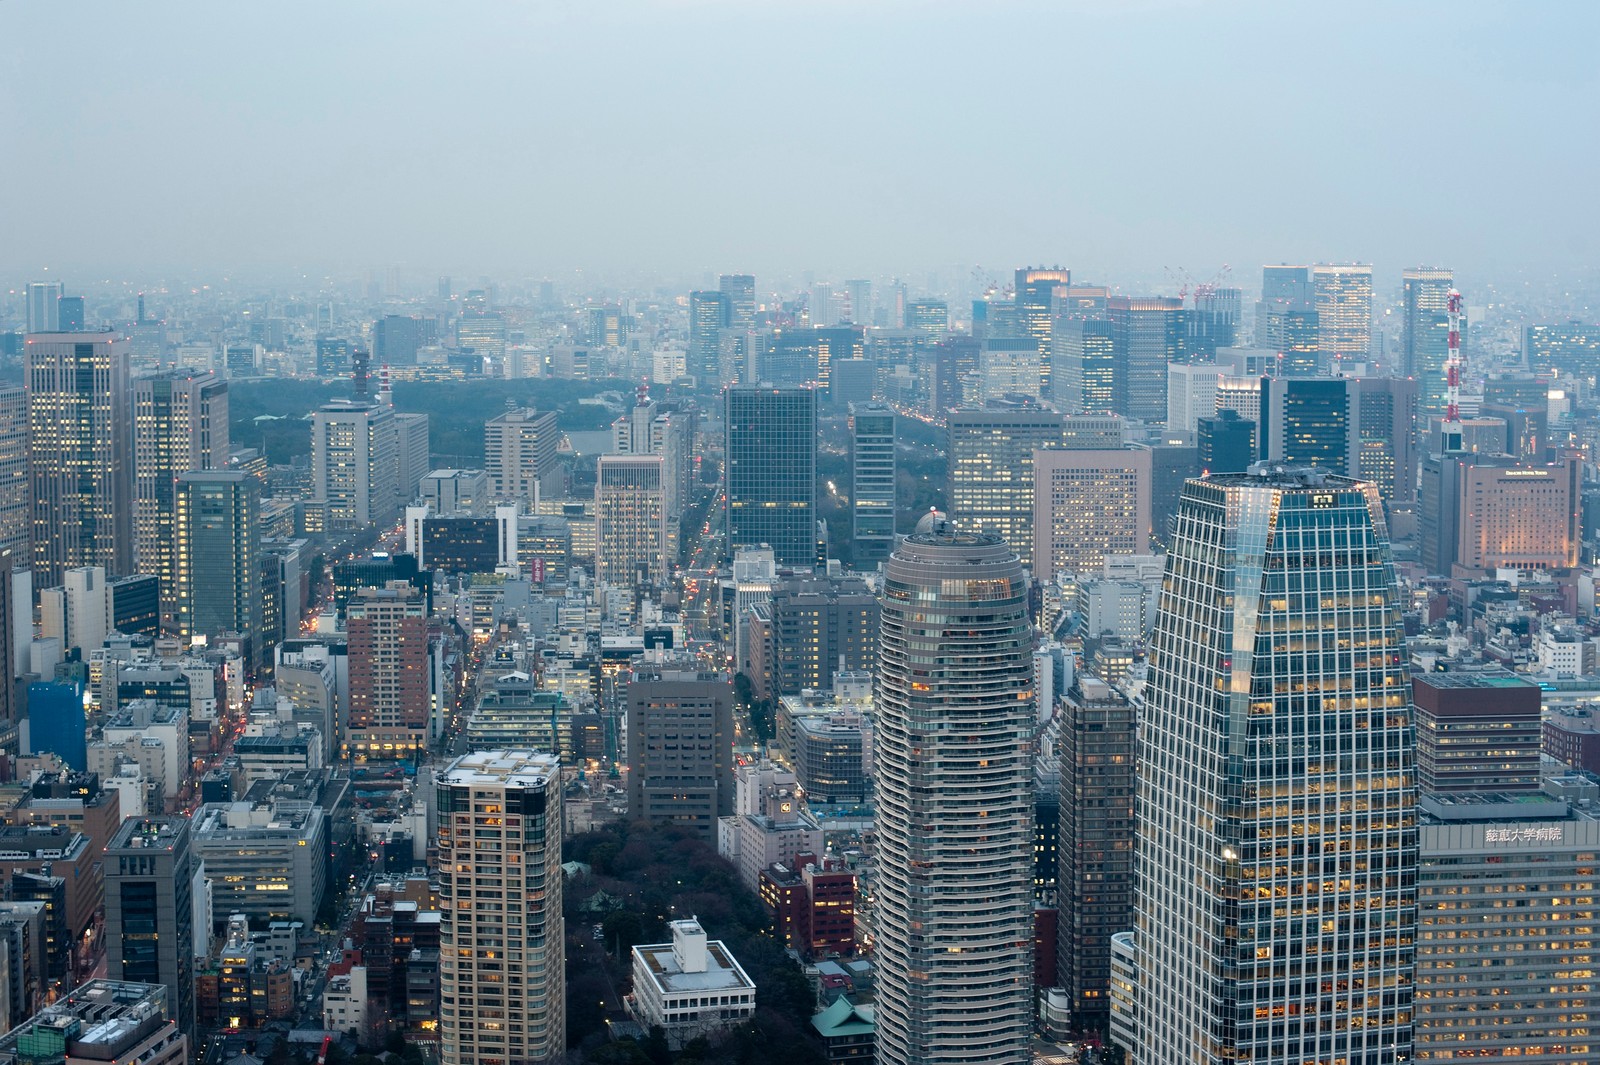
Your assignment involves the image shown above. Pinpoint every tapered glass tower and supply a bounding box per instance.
[1134,469,1416,1065]
[874,519,1035,1065]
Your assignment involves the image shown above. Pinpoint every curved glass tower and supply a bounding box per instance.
[1134,469,1416,1065]
[873,523,1035,1065]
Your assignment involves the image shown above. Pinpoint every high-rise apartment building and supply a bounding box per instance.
[133,370,230,621]
[874,521,1035,1065]
[104,816,197,1042]
[436,750,565,1065]
[25,281,62,333]
[0,386,29,562]
[1135,470,1416,1065]
[1108,297,1184,422]
[1031,448,1152,582]
[311,400,398,530]
[174,471,261,656]
[947,408,1066,566]
[1310,263,1373,365]
[719,274,757,332]
[850,404,896,564]
[485,408,560,506]
[1057,676,1136,1030]
[26,332,133,587]
[346,582,429,761]
[724,387,817,566]
[626,667,735,840]
[594,454,667,588]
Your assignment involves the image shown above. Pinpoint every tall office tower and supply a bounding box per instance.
[1420,451,1579,577]
[815,325,864,397]
[1051,318,1116,415]
[25,281,62,333]
[1258,376,1359,475]
[174,471,261,655]
[1032,448,1152,583]
[843,279,872,325]
[346,582,429,761]
[720,273,757,331]
[688,290,728,381]
[0,556,13,730]
[1255,304,1321,375]
[850,404,896,564]
[1411,672,1542,795]
[947,409,1066,566]
[874,521,1035,1065]
[373,314,424,365]
[747,575,879,699]
[0,386,29,562]
[105,816,197,1042]
[625,666,735,840]
[1481,372,1549,459]
[132,370,230,621]
[456,311,508,360]
[395,411,430,507]
[1107,297,1185,422]
[594,455,667,588]
[1197,410,1257,474]
[724,387,817,566]
[905,299,949,336]
[1310,263,1373,366]
[311,400,398,530]
[1401,267,1453,390]
[1352,376,1418,506]
[1166,363,1219,432]
[1261,264,1312,306]
[1186,286,1242,359]
[56,295,85,331]
[26,332,133,587]
[1057,676,1136,1031]
[1135,470,1416,1065]
[1016,267,1071,390]
[436,750,565,1065]
[485,408,560,505]
[810,282,837,327]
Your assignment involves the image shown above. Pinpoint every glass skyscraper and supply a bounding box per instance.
[1134,469,1416,1065]
[724,386,817,566]
[873,520,1035,1065]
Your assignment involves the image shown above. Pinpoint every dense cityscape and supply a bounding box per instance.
[7,3,1600,1064]
[0,259,1594,1065]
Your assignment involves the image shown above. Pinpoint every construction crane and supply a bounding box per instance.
[1442,289,1465,453]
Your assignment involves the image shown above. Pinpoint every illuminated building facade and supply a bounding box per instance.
[26,332,133,587]
[1135,469,1416,1065]
[594,454,668,588]
[1031,448,1152,582]
[1402,268,1454,413]
[311,399,398,530]
[346,583,429,761]
[0,386,29,562]
[1310,263,1373,364]
[484,408,560,506]
[946,408,1066,566]
[850,404,896,564]
[724,387,817,566]
[1107,297,1184,423]
[436,750,565,1065]
[174,471,261,656]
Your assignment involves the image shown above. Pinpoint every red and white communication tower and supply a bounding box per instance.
[1442,288,1465,452]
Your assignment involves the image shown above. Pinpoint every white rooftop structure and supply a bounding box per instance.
[628,919,756,1048]
[435,748,560,789]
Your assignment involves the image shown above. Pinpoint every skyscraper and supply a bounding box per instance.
[484,408,561,505]
[0,386,30,563]
[174,471,261,655]
[1351,376,1418,506]
[1016,267,1071,390]
[1051,318,1116,415]
[133,370,230,622]
[1401,267,1454,414]
[310,400,398,530]
[874,520,1035,1065]
[946,408,1066,565]
[1135,469,1416,1065]
[26,332,133,587]
[1310,263,1373,365]
[1031,448,1153,582]
[626,666,735,840]
[594,454,668,588]
[850,404,896,564]
[719,273,757,331]
[1107,296,1184,422]
[724,387,817,566]
[437,749,565,1065]
[346,582,429,761]
[1258,375,1359,475]
[25,281,62,333]
[104,816,197,1042]
[689,290,728,382]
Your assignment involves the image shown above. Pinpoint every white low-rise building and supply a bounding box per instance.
[323,965,368,1039]
[629,919,756,1048]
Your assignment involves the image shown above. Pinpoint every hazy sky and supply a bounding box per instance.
[3,1,1598,289]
